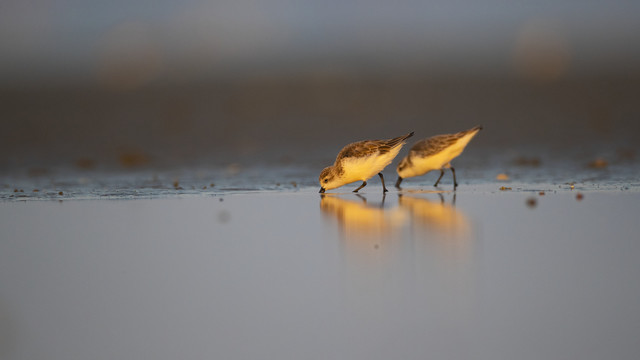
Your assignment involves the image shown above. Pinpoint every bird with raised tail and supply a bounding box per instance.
[319,132,414,193]
[395,126,482,190]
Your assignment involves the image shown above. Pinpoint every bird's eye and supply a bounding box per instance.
[324,179,329,183]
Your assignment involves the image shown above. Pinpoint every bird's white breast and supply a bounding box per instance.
[405,131,477,177]
[340,146,402,183]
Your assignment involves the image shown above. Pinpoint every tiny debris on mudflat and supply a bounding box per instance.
[526,197,537,208]
[513,156,541,167]
[587,158,608,169]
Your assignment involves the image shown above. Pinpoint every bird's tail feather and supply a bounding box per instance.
[387,131,414,148]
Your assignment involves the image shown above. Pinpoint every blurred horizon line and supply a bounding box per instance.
[2,1,640,88]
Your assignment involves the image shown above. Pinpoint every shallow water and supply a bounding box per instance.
[2,148,639,201]
[1,174,640,359]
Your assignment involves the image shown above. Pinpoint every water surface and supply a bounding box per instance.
[1,182,639,359]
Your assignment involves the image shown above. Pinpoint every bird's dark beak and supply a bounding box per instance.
[319,187,326,193]
[395,177,403,189]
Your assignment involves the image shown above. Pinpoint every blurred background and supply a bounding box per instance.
[2,0,640,170]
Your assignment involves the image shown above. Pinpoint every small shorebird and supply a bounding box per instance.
[319,132,414,193]
[395,125,482,190]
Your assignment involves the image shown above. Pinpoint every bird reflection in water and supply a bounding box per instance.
[320,190,474,262]
[398,190,472,262]
[320,194,407,244]
[320,191,476,311]
[398,191,475,316]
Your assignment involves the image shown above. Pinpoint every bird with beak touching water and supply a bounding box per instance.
[319,132,414,193]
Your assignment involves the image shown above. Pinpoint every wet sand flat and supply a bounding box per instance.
[1,184,640,360]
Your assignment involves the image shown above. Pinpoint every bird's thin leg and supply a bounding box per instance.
[395,176,403,189]
[434,169,445,187]
[451,166,458,189]
[353,181,367,192]
[378,173,389,193]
